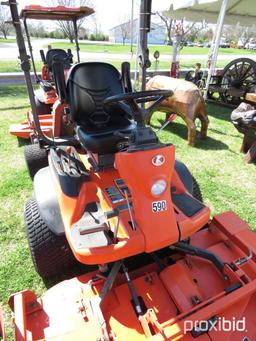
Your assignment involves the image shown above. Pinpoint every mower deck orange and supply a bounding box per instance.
[9,113,53,139]
[8,143,256,340]
[9,212,256,340]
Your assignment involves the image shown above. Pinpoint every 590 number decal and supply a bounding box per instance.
[152,200,167,213]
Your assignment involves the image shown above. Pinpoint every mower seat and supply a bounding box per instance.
[67,62,135,154]
[39,80,54,93]
[46,49,71,72]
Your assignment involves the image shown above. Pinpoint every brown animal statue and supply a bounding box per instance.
[146,75,209,146]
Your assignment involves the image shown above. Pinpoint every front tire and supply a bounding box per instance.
[24,144,48,180]
[24,198,78,279]
[192,176,203,202]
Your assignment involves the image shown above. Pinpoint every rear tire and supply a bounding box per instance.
[24,144,48,180]
[192,176,203,202]
[24,198,78,279]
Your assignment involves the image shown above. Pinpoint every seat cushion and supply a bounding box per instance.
[66,62,135,154]
[77,120,136,154]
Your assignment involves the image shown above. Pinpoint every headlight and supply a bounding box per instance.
[151,180,167,196]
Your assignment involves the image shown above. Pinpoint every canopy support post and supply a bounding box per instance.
[138,0,152,91]
[23,18,39,82]
[7,0,52,145]
[73,19,80,63]
[130,0,134,55]
[204,0,229,99]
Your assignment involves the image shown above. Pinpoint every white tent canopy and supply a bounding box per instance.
[169,0,256,25]
[165,0,256,99]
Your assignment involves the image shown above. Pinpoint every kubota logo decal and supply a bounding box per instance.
[152,155,165,166]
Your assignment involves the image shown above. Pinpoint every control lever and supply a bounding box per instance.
[122,264,143,316]
[66,146,72,169]
[62,146,79,176]
[105,209,119,242]
[114,131,130,140]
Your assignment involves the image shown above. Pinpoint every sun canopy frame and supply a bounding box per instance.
[21,5,94,76]
[20,5,94,21]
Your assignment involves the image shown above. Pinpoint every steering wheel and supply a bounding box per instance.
[103,90,173,126]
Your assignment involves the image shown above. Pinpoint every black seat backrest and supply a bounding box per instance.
[46,49,71,71]
[67,62,128,126]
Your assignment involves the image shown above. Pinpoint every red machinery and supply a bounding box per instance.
[3,1,256,340]
[6,63,256,339]
[9,4,94,141]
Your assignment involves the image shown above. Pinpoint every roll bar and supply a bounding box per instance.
[19,5,94,78]
[6,0,77,146]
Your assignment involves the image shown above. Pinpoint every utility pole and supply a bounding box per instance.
[130,0,134,54]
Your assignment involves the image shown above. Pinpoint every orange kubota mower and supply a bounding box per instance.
[3,1,256,340]
[7,62,256,341]
[9,4,94,178]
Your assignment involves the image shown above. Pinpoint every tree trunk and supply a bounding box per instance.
[167,30,171,45]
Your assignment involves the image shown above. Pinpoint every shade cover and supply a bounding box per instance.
[167,0,256,25]
[20,5,94,21]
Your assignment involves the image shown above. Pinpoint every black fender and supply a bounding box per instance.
[33,167,65,236]
[174,159,193,194]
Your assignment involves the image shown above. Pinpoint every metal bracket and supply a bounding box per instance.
[171,241,228,280]
[87,261,122,341]
[235,249,253,266]
[139,308,168,339]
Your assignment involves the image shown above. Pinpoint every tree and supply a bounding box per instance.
[119,20,131,45]
[78,26,89,40]
[48,0,93,43]
[0,4,11,39]
[225,23,256,46]
[27,22,49,38]
[156,8,207,49]
[156,7,173,45]
[240,26,256,46]
[178,19,207,49]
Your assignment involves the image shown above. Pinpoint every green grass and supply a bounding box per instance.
[0,42,254,73]
[0,85,45,339]
[2,37,253,54]
[0,59,230,73]
[151,106,256,226]
[0,84,256,337]
[0,38,17,44]
[47,42,256,56]
[0,60,42,73]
